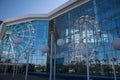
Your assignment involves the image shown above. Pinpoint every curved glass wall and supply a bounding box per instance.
[52,0,120,76]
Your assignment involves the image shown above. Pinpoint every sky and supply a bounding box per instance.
[0,0,69,21]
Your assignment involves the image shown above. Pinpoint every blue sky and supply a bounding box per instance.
[0,0,69,21]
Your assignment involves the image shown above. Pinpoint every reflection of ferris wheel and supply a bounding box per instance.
[2,22,35,63]
[69,16,100,62]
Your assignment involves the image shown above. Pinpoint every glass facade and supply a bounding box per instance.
[0,0,120,79]
[1,20,49,67]
[52,0,120,76]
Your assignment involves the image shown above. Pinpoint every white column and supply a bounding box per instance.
[50,31,53,80]
[25,50,30,80]
[85,22,89,80]
[54,44,56,80]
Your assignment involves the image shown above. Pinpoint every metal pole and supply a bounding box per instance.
[8,36,17,78]
[54,44,56,80]
[16,59,18,74]
[13,47,17,78]
[108,32,117,80]
[85,22,90,80]
[4,39,11,75]
[13,54,16,77]
[50,31,53,80]
[112,62,117,80]
[25,50,30,80]
[100,61,104,75]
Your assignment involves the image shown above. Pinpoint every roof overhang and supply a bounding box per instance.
[0,0,90,39]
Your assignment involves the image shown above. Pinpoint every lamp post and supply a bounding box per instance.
[40,31,53,80]
[113,38,120,50]
[40,36,64,80]
[112,38,120,80]
[53,39,64,80]
[40,45,50,79]
[25,43,34,80]
[13,38,22,77]
[4,32,12,75]
[25,49,29,80]
[13,44,18,77]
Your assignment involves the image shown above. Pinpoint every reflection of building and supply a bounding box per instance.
[0,0,120,77]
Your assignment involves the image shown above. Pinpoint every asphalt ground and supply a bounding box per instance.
[0,73,65,80]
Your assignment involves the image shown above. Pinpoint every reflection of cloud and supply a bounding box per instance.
[71,55,84,62]
[85,8,92,12]
[102,19,110,23]
[3,51,15,56]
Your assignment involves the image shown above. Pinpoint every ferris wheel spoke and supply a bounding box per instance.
[13,34,24,38]
[14,25,23,31]
[2,22,35,64]
[12,30,22,34]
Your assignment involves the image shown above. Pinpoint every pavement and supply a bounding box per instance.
[0,73,65,80]
[1,72,120,80]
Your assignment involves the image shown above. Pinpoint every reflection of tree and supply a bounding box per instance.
[56,63,63,73]
[5,59,11,63]
[116,65,120,74]
[35,65,46,71]
[56,59,120,75]
[70,60,86,74]
[104,65,112,74]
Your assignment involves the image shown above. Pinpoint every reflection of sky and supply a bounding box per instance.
[31,20,48,65]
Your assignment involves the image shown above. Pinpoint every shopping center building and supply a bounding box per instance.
[0,0,120,79]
